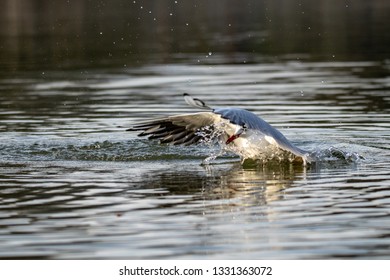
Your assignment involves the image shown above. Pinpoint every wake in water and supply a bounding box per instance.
[1,136,364,167]
[202,142,364,166]
[309,146,365,164]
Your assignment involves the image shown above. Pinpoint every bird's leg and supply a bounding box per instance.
[226,125,246,144]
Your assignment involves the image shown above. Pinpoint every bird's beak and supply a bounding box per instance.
[226,126,245,144]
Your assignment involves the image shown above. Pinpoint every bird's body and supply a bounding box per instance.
[128,94,312,165]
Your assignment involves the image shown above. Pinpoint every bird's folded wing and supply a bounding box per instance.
[127,112,219,145]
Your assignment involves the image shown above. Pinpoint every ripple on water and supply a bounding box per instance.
[0,133,369,167]
[0,61,389,259]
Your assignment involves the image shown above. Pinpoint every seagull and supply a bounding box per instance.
[128,93,313,165]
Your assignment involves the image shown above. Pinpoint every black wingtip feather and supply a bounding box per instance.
[127,117,205,146]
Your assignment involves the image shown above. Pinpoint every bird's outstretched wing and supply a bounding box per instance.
[127,112,220,145]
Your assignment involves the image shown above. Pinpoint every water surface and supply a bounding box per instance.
[1,0,390,259]
[1,60,390,259]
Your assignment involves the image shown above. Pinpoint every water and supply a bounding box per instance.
[1,0,390,259]
[1,61,389,259]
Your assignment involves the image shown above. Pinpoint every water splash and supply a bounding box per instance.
[195,124,365,166]
[196,125,223,144]
[309,146,365,164]
[195,125,227,165]
[195,124,308,165]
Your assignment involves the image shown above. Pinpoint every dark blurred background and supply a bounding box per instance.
[1,0,389,72]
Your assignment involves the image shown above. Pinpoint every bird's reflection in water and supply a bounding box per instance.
[135,160,308,210]
[203,161,308,208]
